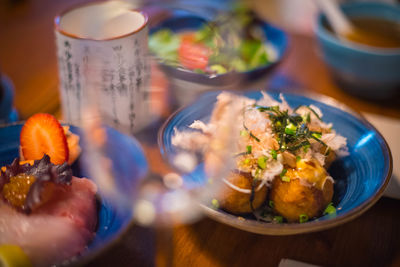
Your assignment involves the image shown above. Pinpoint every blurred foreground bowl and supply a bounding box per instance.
[315,2,400,99]
[150,12,288,106]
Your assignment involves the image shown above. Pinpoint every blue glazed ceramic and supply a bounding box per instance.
[315,2,400,98]
[0,123,148,264]
[159,90,392,235]
[150,13,288,86]
[0,75,18,124]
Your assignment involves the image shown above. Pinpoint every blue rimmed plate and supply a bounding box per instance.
[0,123,148,264]
[158,90,392,235]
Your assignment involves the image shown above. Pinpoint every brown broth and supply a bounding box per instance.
[326,16,400,48]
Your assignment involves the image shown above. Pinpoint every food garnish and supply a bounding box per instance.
[323,202,337,215]
[20,113,69,165]
[0,155,72,213]
[172,92,348,223]
[299,214,309,223]
[254,104,328,153]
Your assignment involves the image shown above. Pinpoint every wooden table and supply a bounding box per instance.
[1,1,400,267]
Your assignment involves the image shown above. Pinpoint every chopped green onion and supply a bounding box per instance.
[254,168,261,178]
[299,214,309,223]
[285,123,297,135]
[276,121,282,127]
[246,145,252,154]
[211,199,219,209]
[273,216,283,223]
[323,203,336,215]
[257,156,267,169]
[296,155,301,162]
[269,200,274,208]
[281,176,290,182]
[240,130,248,137]
[280,168,288,177]
[312,132,322,139]
[243,158,250,164]
[271,149,277,160]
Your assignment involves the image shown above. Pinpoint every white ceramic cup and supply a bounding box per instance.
[55,1,150,134]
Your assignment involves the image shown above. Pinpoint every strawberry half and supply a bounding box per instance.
[20,113,69,165]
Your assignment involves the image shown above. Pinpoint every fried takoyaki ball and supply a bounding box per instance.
[217,171,268,214]
[269,159,333,222]
[324,149,336,169]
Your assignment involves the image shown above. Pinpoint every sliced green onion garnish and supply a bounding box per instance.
[269,200,274,209]
[257,156,267,169]
[243,158,250,164]
[271,149,277,160]
[323,203,336,215]
[299,214,309,223]
[281,176,290,182]
[240,130,248,137]
[246,145,252,154]
[211,199,219,209]
[273,216,283,223]
[296,155,301,162]
[285,123,297,135]
[280,168,288,177]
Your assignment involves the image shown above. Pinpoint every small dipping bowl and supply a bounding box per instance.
[315,2,400,99]
[150,12,288,106]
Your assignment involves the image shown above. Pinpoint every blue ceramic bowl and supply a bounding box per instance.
[150,13,288,86]
[159,90,392,235]
[0,75,18,124]
[315,2,400,99]
[0,123,148,264]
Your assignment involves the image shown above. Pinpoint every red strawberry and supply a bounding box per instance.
[20,113,69,165]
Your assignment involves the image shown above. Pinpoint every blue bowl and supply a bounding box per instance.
[159,90,392,235]
[150,13,288,86]
[0,123,148,264]
[0,75,18,124]
[315,2,400,99]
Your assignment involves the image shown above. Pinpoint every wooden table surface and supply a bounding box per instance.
[1,0,400,267]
